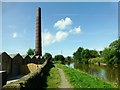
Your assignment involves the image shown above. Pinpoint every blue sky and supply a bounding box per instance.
[2,2,118,56]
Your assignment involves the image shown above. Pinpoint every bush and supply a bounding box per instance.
[101,39,120,64]
[43,53,52,60]
[54,55,65,64]
[27,48,34,55]
[89,57,105,64]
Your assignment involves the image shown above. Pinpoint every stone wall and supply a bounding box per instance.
[0,52,44,80]
[2,60,49,90]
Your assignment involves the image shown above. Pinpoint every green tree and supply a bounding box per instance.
[65,56,73,62]
[73,47,84,63]
[89,50,99,58]
[43,53,52,60]
[54,55,65,64]
[27,48,34,55]
[73,47,99,64]
[81,49,91,64]
[99,51,103,56]
[102,39,120,64]
[109,39,120,50]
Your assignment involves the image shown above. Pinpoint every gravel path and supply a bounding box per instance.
[57,67,73,88]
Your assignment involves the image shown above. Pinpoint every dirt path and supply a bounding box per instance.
[57,67,73,88]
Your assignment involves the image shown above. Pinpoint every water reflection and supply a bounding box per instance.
[65,63,74,68]
[65,62,120,87]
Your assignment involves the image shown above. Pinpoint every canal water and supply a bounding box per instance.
[65,62,120,87]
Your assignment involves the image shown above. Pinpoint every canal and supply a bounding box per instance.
[65,62,120,87]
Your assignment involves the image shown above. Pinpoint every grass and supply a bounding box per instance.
[57,64,117,88]
[47,65,61,88]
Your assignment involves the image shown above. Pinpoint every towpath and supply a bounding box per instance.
[57,67,73,88]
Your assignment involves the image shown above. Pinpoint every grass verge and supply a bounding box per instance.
[57,64,117,88]
[47,65,61,88]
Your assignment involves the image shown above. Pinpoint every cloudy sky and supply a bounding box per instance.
[2,2,118,56]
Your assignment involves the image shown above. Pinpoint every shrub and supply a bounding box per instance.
[27,48,34,55]
[89,57,105,64]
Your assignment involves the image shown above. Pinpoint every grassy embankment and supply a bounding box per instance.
[46,65,61,88]
[57,64,117,88]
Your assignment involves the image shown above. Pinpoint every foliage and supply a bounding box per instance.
[54,55,65,64]
[89,50,100,58]
[73,47,84,63]
[99,51,103,56]
[65,56,73,62]
[81,49,91,64]
[73,47,99,64]
[73,39,120,64]
[27,48,34,55]
[89,57,105,64]
[47,66,61,88]
[102,39,120,64]
[43,53,52,60]
[54,60,62,64]
[57,64,117,88]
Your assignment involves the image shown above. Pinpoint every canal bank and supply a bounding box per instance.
[57,64,117,88]
[65,62,120,88]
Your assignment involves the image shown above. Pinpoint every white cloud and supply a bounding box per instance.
[69,26,81,34]
[43,30,69,46]
[43,26,81,46]
[43,17,82,46]
[54,17,72,30]
[12,32,17,38]
[54,31,68,42]
[75,26,81,33]
[43,31,53,46]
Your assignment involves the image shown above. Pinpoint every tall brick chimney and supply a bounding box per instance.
[35,7,42,56]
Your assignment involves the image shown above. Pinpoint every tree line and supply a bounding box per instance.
[73,39,120,64]
[27,39,120,65]
[26,49,72,64]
